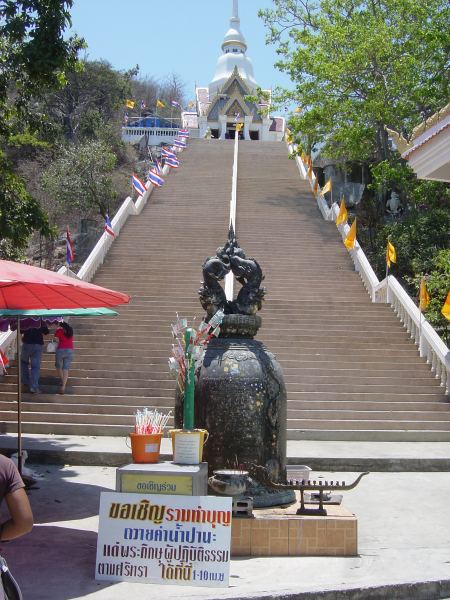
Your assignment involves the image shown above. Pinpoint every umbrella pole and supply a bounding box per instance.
[16,318,23,476]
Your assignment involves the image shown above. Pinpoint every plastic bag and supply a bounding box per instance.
[46,341,58,353]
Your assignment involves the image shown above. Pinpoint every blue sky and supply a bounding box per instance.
[68,0,293,114]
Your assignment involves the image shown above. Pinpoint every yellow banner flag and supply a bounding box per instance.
[321,179,332,195]
[126,99,135,109]
[236,123,243,132]
[156,100,165,108]
[313,178,318,195]
[301,151,307,163]
[441,291,450,321]
[419,277,430,311]
[307,164,313,179]
[295,106,302,113]
[188,101,195,108]
[386,240,397,268]
[344,218,357,250]
[336,197,348,225]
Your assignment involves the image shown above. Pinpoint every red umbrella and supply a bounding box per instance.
[0,260,130,474]
[0,260,130,309]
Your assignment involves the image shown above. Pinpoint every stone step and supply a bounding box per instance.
[286,390,445,402]
[287,409,450,421]
[287,418,450,431]
[0,403,174,420]
[286,429,450,442]
[288,399,450,411]
[0,421,132,436]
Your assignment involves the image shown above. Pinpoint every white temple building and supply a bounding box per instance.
[183,0,285,142]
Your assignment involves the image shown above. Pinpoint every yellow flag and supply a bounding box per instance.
[295,106,302,113]
[307,164,313,179]
[313,178,318,195]
[321,179,332,195]
[156,100,165,108]
[386,240,396,268]
[336,197,348,225]
[441,291,450,321]
[235,123,243,132]
[419,278,430,311]
[344,218,357,250]
[301,151,307,163]
[126,99,135,109]
[188,101,195,108]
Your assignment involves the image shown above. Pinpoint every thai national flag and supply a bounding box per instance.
[165,156,179,168]
[66,227,74,265]
[161,147,176,159]
[148,169,165,187]
[171,100,181,108]
[153,158,162,174]
[104,214,115,238]
[173,138,186,149]
[132,174,146,197]
[178,129,190,138]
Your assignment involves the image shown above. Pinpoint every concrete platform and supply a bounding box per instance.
[2,433,450,471]
[1,463,450,600]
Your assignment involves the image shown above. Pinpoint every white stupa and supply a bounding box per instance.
[208,0,257,97]
[183,0,285,142]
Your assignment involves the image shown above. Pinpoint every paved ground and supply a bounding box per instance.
[0,435,449,599]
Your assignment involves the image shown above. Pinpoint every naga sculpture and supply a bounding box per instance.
[198,225,265,317]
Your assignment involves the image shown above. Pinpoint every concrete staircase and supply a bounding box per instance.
[0,139,448,440]
[236,141,449,440]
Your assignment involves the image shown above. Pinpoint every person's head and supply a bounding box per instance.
[61,321,73,338]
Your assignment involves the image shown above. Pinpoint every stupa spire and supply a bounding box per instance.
[232,0,239,20]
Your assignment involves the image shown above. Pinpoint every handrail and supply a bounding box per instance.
[288,143,333,220]
[224,131,239,301]
[287,140,450,393]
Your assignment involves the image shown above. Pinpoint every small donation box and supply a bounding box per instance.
[96,492,232,587]
[115,461,208,496]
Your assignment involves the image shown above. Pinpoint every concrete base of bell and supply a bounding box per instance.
[231,492,357,557]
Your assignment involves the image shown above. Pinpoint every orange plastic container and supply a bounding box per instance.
[129,432,163,463]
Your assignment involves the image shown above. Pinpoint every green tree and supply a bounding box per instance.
[41,140,118,218]
[0,0,84,258]
[259,0,449,162]
[411,251,450,344]
[42,60,137,142]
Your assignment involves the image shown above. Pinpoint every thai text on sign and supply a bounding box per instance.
[95,493,232,587]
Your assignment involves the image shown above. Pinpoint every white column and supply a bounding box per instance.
[262,116,271,141]
[219,115,227,139]
[244,115,252,140]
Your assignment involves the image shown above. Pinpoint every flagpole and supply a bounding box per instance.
[16,318,23,476]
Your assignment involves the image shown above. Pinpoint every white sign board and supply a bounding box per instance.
[95,492,232,587]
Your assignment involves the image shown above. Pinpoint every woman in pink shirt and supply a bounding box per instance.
[53,322,74,394]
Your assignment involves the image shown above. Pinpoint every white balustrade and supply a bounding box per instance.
[288,140,450,393]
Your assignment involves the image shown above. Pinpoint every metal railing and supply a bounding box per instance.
[224,130,239,301]
[288,141,450,393]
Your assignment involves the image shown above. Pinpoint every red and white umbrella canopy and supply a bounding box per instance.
[0,260,130,310]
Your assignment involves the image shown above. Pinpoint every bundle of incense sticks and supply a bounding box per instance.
[134,408,172,434]
[168,309,225,395]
